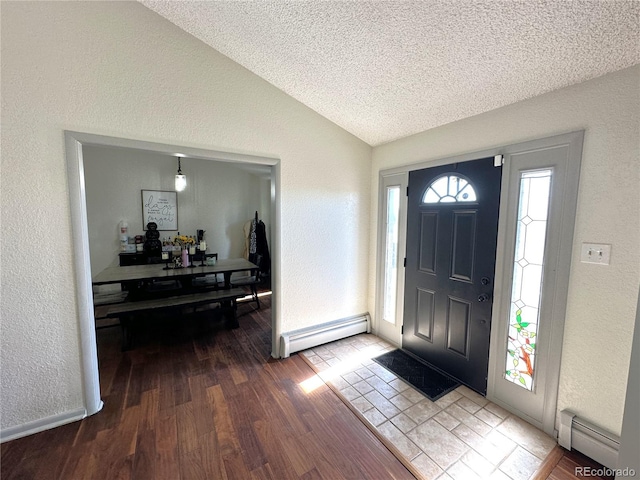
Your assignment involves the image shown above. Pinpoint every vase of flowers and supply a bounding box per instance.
[172,234,196,268]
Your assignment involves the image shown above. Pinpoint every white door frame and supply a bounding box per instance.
[374,131,583,436]
[65,131,281,417]
[374,172,408,346]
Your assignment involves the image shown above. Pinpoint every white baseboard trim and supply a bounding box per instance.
[280,313,371,358]
[558,409,620,469]
[1,407,89,443]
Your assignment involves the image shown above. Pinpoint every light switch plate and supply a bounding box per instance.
[581,243,611,265]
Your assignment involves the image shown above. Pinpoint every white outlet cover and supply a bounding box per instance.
[581,243,611,265]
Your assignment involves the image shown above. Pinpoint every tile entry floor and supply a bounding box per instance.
[300,334,557,480]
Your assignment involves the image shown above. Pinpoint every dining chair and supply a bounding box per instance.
[230,254,262,309]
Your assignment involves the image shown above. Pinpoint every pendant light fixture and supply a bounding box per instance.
[175,155,187,192]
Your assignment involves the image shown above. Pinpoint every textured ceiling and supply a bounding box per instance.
[140,1,640,146]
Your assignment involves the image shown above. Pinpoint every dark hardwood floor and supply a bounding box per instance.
[543,448,615,480]
[1,295,414,480]
[1,292,616,480]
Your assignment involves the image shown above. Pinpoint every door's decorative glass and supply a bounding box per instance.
[505,169,552,391]
[383,186,400,324]
[423,175,477,203]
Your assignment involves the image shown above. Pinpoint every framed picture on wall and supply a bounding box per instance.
[141,190,178,230]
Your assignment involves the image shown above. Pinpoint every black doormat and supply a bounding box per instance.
[373,349,460,402]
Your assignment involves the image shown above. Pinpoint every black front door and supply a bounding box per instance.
[403,157,502,394]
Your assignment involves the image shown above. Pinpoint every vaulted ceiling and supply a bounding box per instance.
[140,1,640,146]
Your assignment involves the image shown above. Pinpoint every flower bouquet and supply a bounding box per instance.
[175,234,196,248]
[170,234,196,268]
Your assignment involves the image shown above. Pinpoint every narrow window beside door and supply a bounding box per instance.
[383,186,401,324]
[505,169,552,391]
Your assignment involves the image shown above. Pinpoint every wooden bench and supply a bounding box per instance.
[105,287,248,350]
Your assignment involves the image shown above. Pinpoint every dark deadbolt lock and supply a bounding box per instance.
[481,277,491,285]
[478,293,490,302]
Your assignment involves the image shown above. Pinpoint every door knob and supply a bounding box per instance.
[481,277,491,285]
[478,293,490,302]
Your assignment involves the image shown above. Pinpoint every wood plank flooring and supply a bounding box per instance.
[1,293,616,480]
[1,295,413,480]
[545,448,614,480]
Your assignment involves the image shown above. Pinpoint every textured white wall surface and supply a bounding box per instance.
[83,145,267,277]
[0,2,370,431]
[370,65,640,436]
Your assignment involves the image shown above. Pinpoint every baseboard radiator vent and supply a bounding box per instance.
[280,313,371,358]
[559,410,620,469]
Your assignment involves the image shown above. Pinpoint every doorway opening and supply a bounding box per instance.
[65,131,280,418]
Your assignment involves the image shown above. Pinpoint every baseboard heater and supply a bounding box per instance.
[558,410,620,469]
[280,313,371,358]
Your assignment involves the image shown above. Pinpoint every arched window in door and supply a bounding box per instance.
[423,175,477,203]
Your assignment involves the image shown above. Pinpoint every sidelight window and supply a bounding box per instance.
[383,186,401,323]
[504,169,552,391]
[423,175,477,203]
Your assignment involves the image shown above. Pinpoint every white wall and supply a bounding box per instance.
[370,65,640,436]
[83,145,267,277]
[0,2,371,433]
[616,290,640,475]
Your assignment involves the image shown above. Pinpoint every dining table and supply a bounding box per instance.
[92,257,258,289]
[92,258,259,349]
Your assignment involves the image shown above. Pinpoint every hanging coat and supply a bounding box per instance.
[254,219,271,275]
